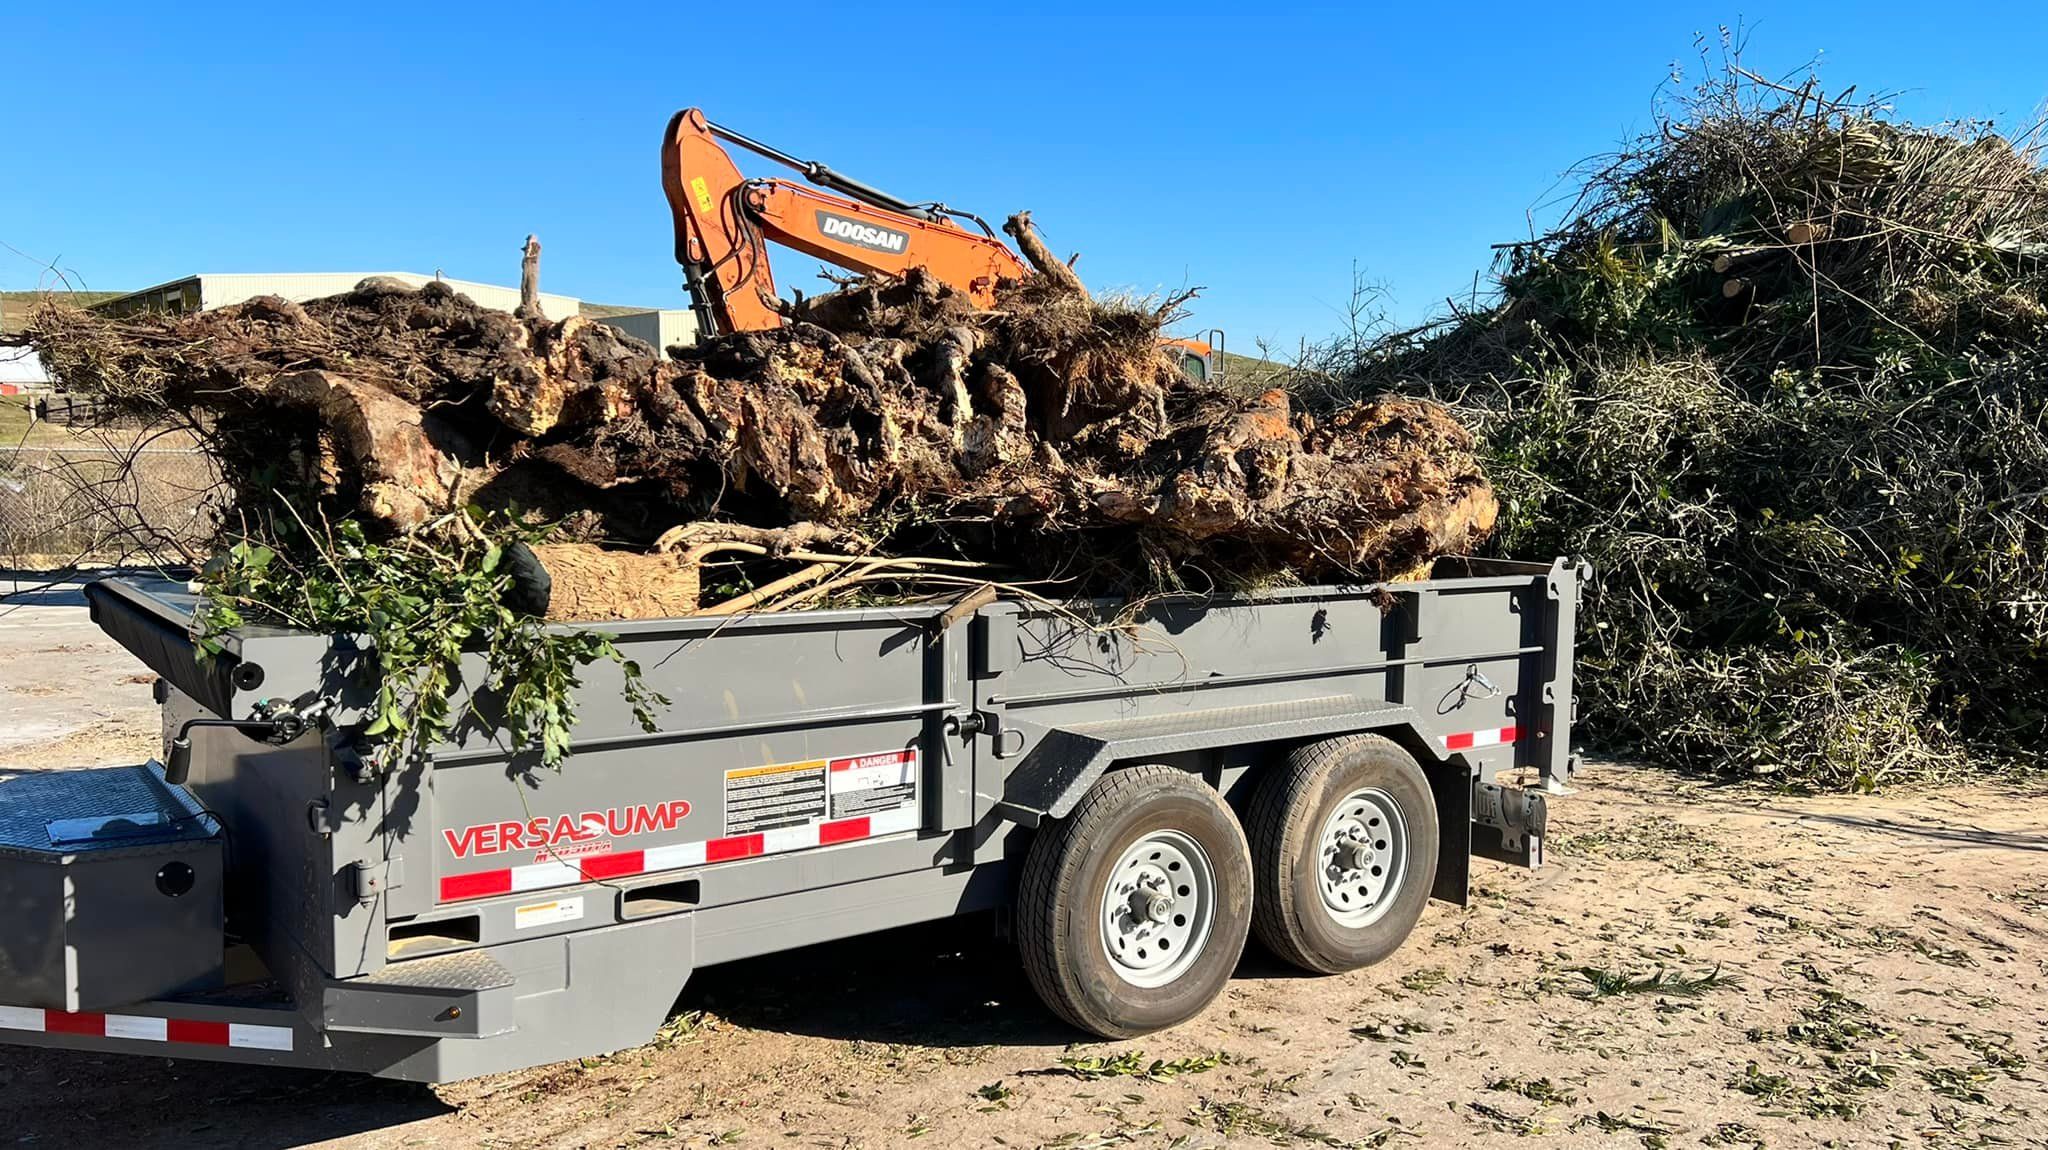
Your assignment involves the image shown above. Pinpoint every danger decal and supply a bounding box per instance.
[829,750,918,819]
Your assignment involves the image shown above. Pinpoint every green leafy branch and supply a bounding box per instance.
[197,511,664,769]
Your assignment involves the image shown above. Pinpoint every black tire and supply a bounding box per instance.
[1246,734,1439,974]
[1016,764,1253,1038]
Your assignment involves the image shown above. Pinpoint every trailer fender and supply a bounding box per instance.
[1426,762,1471,906]
[988,696,1417,828]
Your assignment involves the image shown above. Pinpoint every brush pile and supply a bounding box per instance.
[1331,67,2048,789]
[22,215,1495,618]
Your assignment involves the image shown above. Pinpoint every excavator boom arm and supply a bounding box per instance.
[663,108,1026,335]
[663,108,781,333]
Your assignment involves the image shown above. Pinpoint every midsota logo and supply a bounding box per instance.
[816,211,910,255]
[443,800,692,859]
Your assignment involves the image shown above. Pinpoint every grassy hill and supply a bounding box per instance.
[1220,349,1293,391]
[0,291,124,335]
[579,301,656,319]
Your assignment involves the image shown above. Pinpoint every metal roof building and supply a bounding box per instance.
[96,273,584,323]
[0,345,50,393]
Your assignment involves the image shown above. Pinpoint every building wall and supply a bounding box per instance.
[0,346,51,390]
[98,279,202,317]
[588,309,699,354]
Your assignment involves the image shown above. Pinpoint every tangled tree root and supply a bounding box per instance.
[22,215,1496,614]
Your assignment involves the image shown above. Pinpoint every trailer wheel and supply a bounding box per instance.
[1247,734,1439,974]
[1017,764,1253,1038]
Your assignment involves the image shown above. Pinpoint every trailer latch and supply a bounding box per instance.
[163,695,335,784]
[946,710,1025,757]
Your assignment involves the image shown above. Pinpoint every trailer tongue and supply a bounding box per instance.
[0,560,1580,1082]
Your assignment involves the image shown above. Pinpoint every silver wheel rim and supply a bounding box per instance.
[1100,829,1216,988]
[1317,787,1407,927]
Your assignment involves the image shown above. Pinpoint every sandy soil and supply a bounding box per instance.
[0,593,2044,1149]
[0,576,162,770]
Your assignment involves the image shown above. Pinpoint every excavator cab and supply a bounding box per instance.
[1167,329,1226,386]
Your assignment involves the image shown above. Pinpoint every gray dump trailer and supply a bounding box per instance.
[0,557,1583,1081]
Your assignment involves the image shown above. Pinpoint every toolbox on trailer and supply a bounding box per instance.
[0,557,1583,1081]
[0,765,224,1013]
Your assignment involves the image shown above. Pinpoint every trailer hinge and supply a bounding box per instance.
[331,739,383,784]
[306,799,341,837]
[348,857,402,904]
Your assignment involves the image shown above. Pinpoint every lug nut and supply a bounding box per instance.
[1337,840,1373,872]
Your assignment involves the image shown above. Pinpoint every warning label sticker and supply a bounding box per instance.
[723,759,828,836]
[829,750,919,820]
[514,896,584,931]
[720,748,921,839]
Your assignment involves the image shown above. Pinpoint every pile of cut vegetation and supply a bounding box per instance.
[26,216,1494,612]
[1333,67,2048,789]
[14,214,1495,765]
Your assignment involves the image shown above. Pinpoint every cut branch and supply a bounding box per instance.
[1003,211,1088,296]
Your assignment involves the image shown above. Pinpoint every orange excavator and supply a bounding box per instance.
[660,108,1224,383]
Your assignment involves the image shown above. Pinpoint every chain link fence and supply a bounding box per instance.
[0,442,221,570]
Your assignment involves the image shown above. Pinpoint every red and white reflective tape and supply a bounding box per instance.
[1440,724,1519,752]
[0,1004,292,1051]
[438,805,921,904]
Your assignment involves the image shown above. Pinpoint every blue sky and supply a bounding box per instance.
[5,3,2045,353]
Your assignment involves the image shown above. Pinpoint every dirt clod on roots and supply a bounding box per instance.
[23,217,1494,616]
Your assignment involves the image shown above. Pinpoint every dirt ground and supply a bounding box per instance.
[0,576,162,770]
[0,583,2044,1149]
